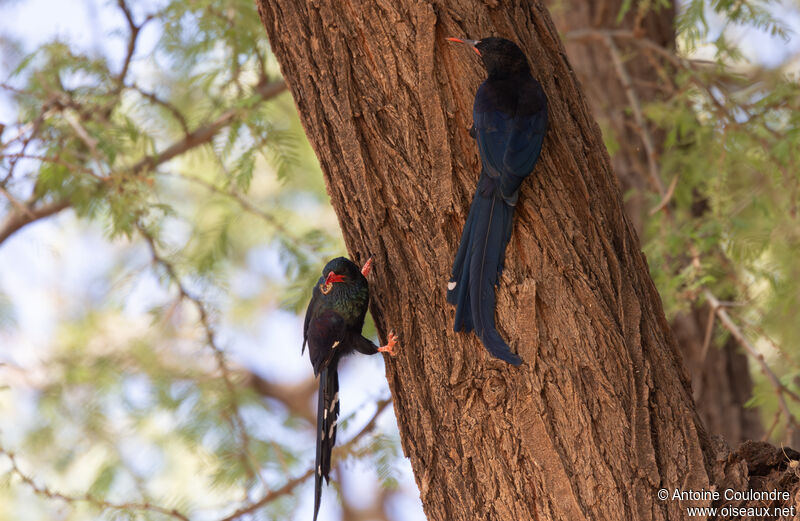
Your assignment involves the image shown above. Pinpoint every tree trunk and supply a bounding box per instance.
[547,0,762,446]
[255,1,793,519]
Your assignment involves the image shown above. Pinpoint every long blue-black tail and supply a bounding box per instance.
[447,189,522,366]
[313,363,339,521]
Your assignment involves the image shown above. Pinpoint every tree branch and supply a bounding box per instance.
[0,443,190,521]
[137,223,266,487]
[246,372,318,424]
[0,80,287,248]
[602,34,664,195]
[704,290,799,434]
[115,0,143,86]
[0,199,71,244]
[133,80,287,172]
[128,84,190,133]
[218,399,391,521]
[571,25,798,440]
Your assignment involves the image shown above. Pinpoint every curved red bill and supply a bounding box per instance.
[446,37,481,56]
[325,271,346,285]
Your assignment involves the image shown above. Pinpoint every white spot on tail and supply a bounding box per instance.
[329,419,337,438]
[332,341,339,349]
[330,393,338,413]
[317,465,321,475]
[448,281,457,290]
[323,408,327,420]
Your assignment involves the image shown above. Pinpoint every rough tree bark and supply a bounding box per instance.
[255,1,795,519]
[548,0,762,447]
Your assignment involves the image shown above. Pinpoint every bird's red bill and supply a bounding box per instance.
[446,37,481,56]
[325,272,345,285]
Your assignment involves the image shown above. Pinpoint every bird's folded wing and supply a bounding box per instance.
[302,284,322,354]
[307,309,346,375]
[502,109,547,178]
[474,108,512,181]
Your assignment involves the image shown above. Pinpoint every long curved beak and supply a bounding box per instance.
[325,271,346,285]
[446,37,481,56]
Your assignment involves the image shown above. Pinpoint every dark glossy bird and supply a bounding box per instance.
[302,256,397,521]
[445,37,548,366]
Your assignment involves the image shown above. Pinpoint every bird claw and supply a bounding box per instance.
[377,331,398,357]
[361,257,373,278]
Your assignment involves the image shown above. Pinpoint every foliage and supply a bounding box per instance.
[0,1,399,520]
[629,0,800,441]
[1,0,799,519]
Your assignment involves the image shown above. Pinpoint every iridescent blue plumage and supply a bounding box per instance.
[446,37,548,366]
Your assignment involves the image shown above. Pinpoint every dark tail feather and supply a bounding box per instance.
[313,363,340,521]
[447,194,478,307]
[449,191,522,366]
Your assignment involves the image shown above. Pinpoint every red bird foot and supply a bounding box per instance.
[361,257,373,278]
[377,331,398,357]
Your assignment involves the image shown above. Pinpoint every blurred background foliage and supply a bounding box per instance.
[0,1,400,520]
[635,0,800,441]
[0,0,798,520]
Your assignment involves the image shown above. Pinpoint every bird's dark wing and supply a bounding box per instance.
[307,309,347,376]
[499,91,547,200]
[473,81,547,199]
[473,106,512,182]
[351,333,379,356]
[302,286,318,355]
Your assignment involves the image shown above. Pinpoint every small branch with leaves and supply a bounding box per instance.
[0,442,190,521]
[569,26,800,435]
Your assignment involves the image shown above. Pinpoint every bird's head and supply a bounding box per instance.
[319,256,363,295]
[446,37,530,78]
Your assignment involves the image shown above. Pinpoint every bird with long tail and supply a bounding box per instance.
[302,256,398,521]
[445,37,548,366]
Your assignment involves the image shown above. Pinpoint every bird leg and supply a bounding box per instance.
[377,331,398,356]
[361,257,373,278]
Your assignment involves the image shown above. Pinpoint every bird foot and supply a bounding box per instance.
[377,331,398,357]
[361,257,373,278]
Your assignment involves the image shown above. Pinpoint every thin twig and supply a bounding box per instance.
[0,443,190,521]
[0,152,101,180]
[0,185,34,219]
[137,223,266,489]
[128,85,190,133]
[699,301,717,365]
[603,34,664,195]
[704,290,800,430]
[566,28,687,69]
[219,469,314,521]
[115,0,143,86]
[0,80,287,247]
[764,410,782,441]
[1,103,53,186]
[218,399,391,521]
[649,174,679,216]
[165,172,316,253]
[61,110,110,180]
